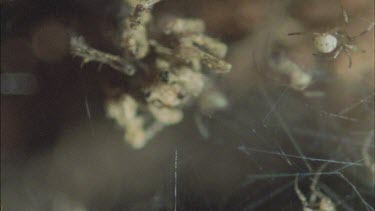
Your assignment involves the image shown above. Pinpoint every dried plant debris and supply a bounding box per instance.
[70,37,136,75]
[267,49,312,91]
[120,0,160,59]
[70,0,232,148]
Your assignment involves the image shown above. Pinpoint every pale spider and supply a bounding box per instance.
[294,164,336,211]
[289,4,374,69]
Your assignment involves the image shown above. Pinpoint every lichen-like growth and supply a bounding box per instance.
[70,0,232,148]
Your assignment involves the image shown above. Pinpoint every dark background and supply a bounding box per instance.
[1,0,374,210]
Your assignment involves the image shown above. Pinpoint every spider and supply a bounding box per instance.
[294,164,336,211]
[289,3,374,69]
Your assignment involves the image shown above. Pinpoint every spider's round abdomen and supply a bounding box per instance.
[313,33,338,53]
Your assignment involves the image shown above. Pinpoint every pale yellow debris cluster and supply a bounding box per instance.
[71,0,231,148]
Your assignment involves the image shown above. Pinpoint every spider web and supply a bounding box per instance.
[184,80,375,211]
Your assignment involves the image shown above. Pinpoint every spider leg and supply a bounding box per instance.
[345,44,365,53]
[288,32,306,36]
[338,0,349,26]
[351,22,375,39]
[343,47,352,69]
[312,52,331,65]
[312,52,325,58]
[294,176,308,208]
[332,46,343,60]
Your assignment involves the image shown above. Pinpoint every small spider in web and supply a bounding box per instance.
[288,3,374,69]
[294,163,336,211]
